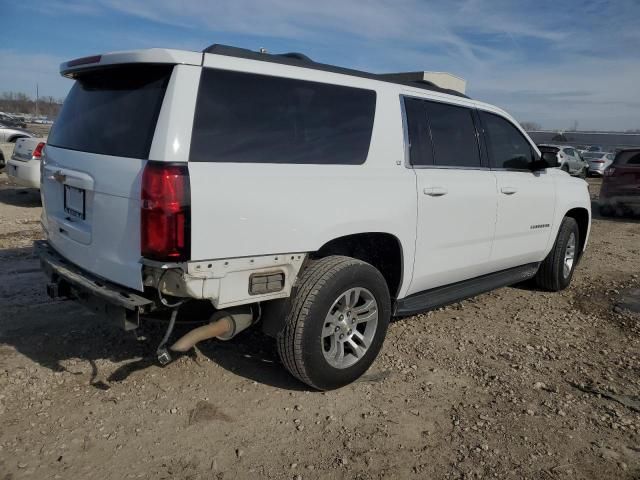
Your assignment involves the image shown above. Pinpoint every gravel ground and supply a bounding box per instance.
[0,175,638,480]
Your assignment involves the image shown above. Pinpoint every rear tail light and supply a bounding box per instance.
[604,167,616,177]
[141,162,190,262]
[593,160,604,164]
[32,142,46,160]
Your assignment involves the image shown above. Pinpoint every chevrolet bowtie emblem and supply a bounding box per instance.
[53,170,66,183]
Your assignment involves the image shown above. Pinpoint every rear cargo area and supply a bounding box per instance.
[41,65,174,290]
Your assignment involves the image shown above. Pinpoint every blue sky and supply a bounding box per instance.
[2,0,639,130]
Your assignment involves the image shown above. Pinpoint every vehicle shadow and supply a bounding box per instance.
[590,200,640,223]
[0,183,41,207]
[0,267,307,392]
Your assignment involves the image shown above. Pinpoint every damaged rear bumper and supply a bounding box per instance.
[35,240,155,330]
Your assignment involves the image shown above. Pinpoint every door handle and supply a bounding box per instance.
[501,186,517,195]
[423,187,448,197]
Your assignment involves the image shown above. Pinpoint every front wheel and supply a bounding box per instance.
[277,256,391,390]
[535,217,580,291]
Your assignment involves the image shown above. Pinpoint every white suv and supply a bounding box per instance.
[37,45,591,390]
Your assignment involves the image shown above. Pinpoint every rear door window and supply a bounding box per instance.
[480,111,534,169]
[48,64,173,159]
[403,97,433,166]
[190,69,376,164]
[424,101,481,168]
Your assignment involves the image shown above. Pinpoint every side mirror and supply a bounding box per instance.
[531,151,559,170]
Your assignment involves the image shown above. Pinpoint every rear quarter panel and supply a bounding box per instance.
[187,71,418,298]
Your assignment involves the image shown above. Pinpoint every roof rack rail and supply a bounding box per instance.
[201,43,469,99]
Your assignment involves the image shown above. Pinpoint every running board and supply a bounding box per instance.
[394,263,540,317]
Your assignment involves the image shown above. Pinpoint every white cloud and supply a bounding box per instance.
[6,0,640,130]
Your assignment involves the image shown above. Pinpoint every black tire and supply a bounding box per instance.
[277,255,391,390]
[535,217,580,291]
[579,167,587,178]
[561,164,569,173]
[599,204,614,217]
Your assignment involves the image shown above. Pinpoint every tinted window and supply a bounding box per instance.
[539,146,559,154]
[190,69,376,164]
[480,112,533,169]
[615,151,640,165]
[563,148,575,156]
[425,102,481,167]
[48,65,172,159]
[403,98,433,166]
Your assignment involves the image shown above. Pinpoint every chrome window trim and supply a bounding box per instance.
[412,165,490,171]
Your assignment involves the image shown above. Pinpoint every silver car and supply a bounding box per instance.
[537,144,588,177]
[583,151,614,176]
[0,123,34,143]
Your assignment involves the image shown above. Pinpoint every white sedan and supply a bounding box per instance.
[6,137,46,188]
[583,151,614,176]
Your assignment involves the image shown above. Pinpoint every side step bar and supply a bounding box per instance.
[394,263,540,317]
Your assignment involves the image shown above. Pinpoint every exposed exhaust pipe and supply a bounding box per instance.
[170,306,255,352]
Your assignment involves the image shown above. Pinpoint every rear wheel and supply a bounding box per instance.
[535,217,580,291]
[277,256,390,390]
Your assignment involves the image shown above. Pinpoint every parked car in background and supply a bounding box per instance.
[6,138,46,188]
[538,144,588,177]
[587,145,603,152]
[599,149,640,216]
[0,113,28,129]
[0,123,34,143]
[583,151,615,176]
[0,148,5,171]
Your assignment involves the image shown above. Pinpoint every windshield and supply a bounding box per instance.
[583,152,604,159]
[48,64,173,159]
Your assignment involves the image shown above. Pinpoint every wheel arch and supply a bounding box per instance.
[314,232,404,299]
[564,207,590,260]
[7,134,29,143]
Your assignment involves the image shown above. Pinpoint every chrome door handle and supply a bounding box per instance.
[501,186,517,195]
[423,187,448,197]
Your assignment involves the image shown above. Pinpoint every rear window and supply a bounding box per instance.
[614,150,640,165]
[48,64,173,159]
[190,68,376,164]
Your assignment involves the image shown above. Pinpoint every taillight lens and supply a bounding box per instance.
[141,162,190,261]
[32,142,46,159]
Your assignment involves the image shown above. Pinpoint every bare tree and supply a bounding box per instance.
[519,121,542,131]
[0,91,63,119]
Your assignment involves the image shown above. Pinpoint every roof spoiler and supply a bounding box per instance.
[60,49,204,77]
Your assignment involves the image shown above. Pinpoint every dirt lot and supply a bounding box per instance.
[0,175,638,480]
